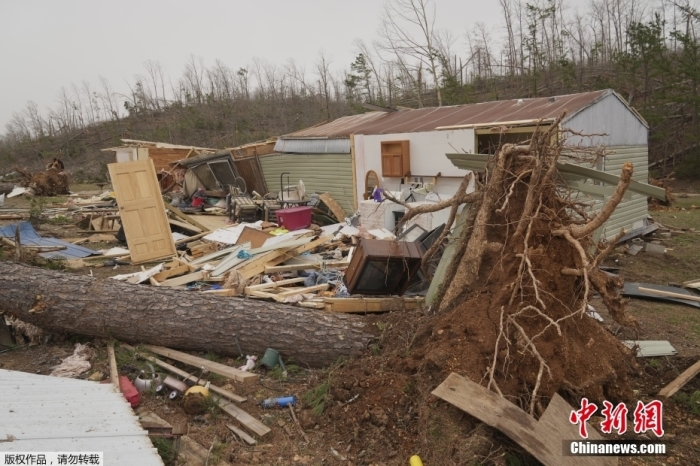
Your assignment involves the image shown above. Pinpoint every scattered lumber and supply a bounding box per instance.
[138,411,177,438]
[432,373,615,466]
[158,270,208,287]
[142,345,258,384]
[658,359,700,398]
[638,286,700,303]
[123,343,245,402]
[107,342,119,390]
[0,262,376,367]
[226,424,257,445]
[178,435,231,466]
[246,283,330,302]
[216,398,271,438]
[169,218,202,234]
[323,297,424,313]
[683,278,700,290]
[264,259,349,273]
[165,204,210,232]
[122,343,246,403]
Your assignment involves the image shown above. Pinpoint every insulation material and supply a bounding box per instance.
[51,344,95,378]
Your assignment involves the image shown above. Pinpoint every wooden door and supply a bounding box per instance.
[108,159,176,264]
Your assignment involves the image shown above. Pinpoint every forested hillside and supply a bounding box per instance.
[1,0,698,182]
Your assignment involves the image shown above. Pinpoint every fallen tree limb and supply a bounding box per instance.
[0,262,376,367]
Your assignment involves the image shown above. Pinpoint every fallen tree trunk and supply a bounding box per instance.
[0,262,376,367]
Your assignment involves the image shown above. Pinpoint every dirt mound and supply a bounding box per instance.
[17,167,70,196]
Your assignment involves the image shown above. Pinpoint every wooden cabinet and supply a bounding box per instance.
[380,140,410,177]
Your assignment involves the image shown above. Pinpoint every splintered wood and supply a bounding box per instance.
[432,373,616,466]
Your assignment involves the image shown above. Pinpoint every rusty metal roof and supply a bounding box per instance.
[282,90,629,138]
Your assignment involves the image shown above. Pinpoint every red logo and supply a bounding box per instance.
[633,400,664,437]
[570,399,664,438]
[569,397,598,438]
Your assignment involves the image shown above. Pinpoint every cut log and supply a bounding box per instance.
[0,262,376,367]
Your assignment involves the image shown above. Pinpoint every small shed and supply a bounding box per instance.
[276,90,659,238]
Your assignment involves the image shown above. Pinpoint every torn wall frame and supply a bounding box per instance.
[445,153,667,201]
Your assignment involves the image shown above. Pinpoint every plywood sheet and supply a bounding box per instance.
[235,226,272,249]
[108,159,177,264]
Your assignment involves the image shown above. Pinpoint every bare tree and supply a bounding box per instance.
[378,0,444,106]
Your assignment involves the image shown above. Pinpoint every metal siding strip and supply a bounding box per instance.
[259,154,355,213]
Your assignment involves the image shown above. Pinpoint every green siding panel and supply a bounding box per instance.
[259,153,355,214]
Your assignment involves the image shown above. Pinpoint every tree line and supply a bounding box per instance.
[1,0,698,180]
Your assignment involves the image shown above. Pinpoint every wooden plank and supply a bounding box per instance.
[323,297,424,313]
[274,283,329,298]
[178,435,232,466]
[235,227,273,249]
[108,159,177,264]
[159,271,207,287]
[122,344,246,403]
[246,277,307,291]
[638,286,700,303]
[165,203,211,232]
[432,373,615,466]
[245,290,279,299]
[200,289,238,296]
[169,218,202,234]
[238,235,334,280]
[143,345,258,385]
[190,246,238,265]
[152,264,190,282]
[298,301,325,309]
[658,359,700,398]
[217,398,271,438]
[264,260,349,273]
[107,343,119,390]
[174,231,209,245]
[226,424,257,445]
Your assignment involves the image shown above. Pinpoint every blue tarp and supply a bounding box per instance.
[0,222,99,260]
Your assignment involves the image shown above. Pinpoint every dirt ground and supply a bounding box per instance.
[2,193,700,465]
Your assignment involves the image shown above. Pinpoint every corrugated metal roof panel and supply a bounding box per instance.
[284,113,387,138]
[282,90,621,137]
[273,138,351,154]
[0,368,163,465]
[0,222,99,260]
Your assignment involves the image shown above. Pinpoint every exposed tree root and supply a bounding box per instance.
[396,117,638,414]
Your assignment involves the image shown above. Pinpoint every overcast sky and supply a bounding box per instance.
[0,0,502,131]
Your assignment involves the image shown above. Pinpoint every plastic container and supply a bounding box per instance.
[101,376,140,407]
[276,206,313,231]
[261,396,296,409]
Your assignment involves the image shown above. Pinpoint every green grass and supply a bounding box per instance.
[673,390,700,415]
[151,437,177,465]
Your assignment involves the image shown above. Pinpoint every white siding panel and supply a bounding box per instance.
[259,153,355,214]
[564,94,647,146]
[563,146,649,239]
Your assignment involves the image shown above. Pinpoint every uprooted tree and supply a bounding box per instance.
[388,115,638,413]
